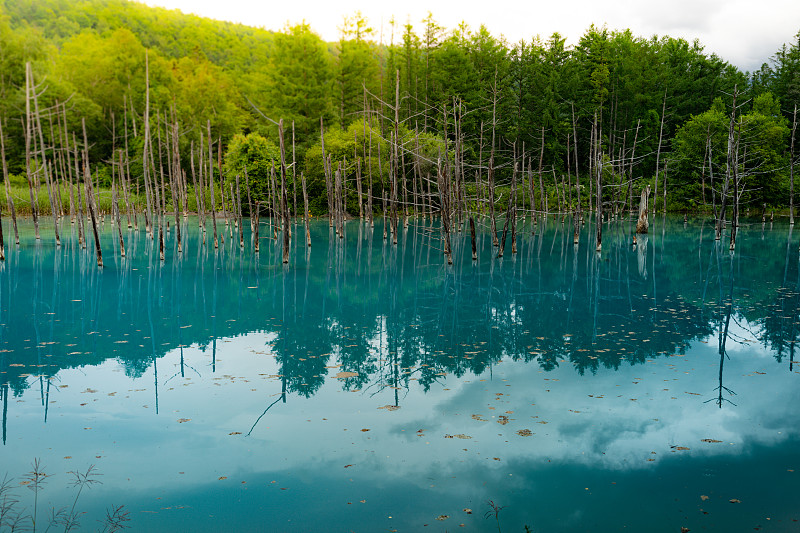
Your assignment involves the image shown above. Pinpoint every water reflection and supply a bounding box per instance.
[2,216,800,531]
[2,216,798,419]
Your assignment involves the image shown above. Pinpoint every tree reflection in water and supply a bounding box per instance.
[1,215,798,439]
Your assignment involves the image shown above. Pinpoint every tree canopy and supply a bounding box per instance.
[0,0,798,212]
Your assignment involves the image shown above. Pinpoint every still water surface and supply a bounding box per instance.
[1,216,798,532]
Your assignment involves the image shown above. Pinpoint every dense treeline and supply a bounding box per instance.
[0,0,798,216]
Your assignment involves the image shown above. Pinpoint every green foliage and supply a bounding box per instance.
[0,0,797,213]
[671,92,790,207]
[336,12,380,128]
[265,23,334,149]
[223,132,280,214]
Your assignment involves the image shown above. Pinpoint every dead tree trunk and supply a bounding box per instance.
[236,173,244,248]
[321,118,333,228]
[538,126,546,217]
[302,172,311,248]
[24,62,40,239]
[142,52,153,234]
[171,121,182,253]
[595,114,603,253]
[469,216,477,260]
[437,158,452,264]
[635,185,651,234]
[572,104,581,216]
[488,87,499,246]
[0,120,19,245]
[716,87,738,241]
[208,121,218,248]
[0,204,4,261]
[83,119,102,267]
[279,119,290,263]
[511,162,518,254]
[729,122,742,251]
[653,91,666,215]
[112,177,125,257]
[253,201,260,253]
[244,166,253,232]
[72,134,85,248]
[790,104,797,226]
[392,70,400,245]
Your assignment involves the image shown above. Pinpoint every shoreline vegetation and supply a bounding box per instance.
[0,0,798,262]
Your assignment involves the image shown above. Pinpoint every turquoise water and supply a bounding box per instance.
[1,215,798,532]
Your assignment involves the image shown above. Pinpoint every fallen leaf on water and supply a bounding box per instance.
[700,495,709,501]
[335,371,358,379]
[497,416,510,425]
[361,428,370,432]
[517,429,533,437]
[729,499,741,504]
[218,476,227,480]
[177,418,191,423]
[675,446,690,451]
[344,464,354,468]
[229,432,242,435]
[472,414,487,422]
[435,515,449,521]
[378,405,400,411]
[701,439,722,443]
[463,508,472,514]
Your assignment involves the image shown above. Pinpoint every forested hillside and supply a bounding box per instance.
[0,0,798,215]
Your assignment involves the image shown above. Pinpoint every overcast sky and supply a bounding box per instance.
[140,0,800,72]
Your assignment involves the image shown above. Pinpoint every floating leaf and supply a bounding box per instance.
[378,405,400,411]
[700,495,709,501]
[701,439,722,443]
[335,371,358,379]
[516,429,533,437]
[729,498,741,504]
[435,515,449,521]
[229,432,242,435]
[177,418,191,423]
[463,508,473,514]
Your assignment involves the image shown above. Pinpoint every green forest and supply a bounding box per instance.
[0,0,798,218]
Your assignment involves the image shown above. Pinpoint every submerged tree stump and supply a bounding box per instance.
[635,186,651,234]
